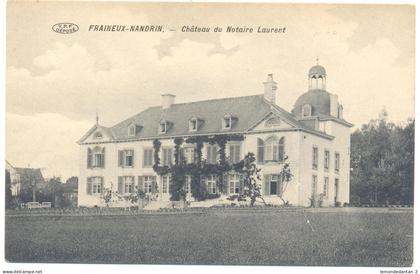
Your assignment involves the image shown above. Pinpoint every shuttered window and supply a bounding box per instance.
[118,150,134,168]
[143,149,153,167]
[312,147,319,170]
[324,150,330,171]
[142,176,157,193]
[207,145,218,164]
[87,177,103,195]
[88,147,105,168]
[335,153,340,173]
[162,148,173,166]
[229,144,241,164]
[118,176,135,194]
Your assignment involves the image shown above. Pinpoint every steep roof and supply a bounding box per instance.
[14,168,45,185]
[79,94,336,143]
[109,95,273,140]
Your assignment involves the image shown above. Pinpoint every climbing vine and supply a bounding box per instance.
[152,134,245,201]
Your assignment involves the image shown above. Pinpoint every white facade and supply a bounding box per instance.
[77,64,352,208]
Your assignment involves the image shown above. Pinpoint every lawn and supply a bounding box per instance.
[5,208,413,266]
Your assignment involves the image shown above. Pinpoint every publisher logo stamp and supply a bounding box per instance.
[52,23,79,34]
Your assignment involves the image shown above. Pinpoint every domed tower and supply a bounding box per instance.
[292,59,341,120]
[308,58,326,90]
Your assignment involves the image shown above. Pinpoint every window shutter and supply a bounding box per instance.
[264,175,270,195]
[229,145,234,163]
[86,178,92,195]
[222,173,228,195]
[102,147,106,167]
[130,177,135,194]
[206,146,211,163]
[239,174,244,195]
[138,176,144,193]
[131,150,134,167]
[118,150,124,167]
[118,176,123,194]
[235,146,240,163]
[257,139,264,164]
[278,137,285,162]
[87,148,92,168]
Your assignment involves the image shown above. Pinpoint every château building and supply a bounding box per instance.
[77,62,352,208]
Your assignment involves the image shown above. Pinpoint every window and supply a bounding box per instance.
[323,177,329,198]
[324,150,330,171]
[162,148,173,166]
[87,147,105,168]
[189,118,198,132]
[302,104,312,117]
[206,175,217,194]
[311,175,318,199]
[312,146,318,170]
[207,145,218,164]
[118,150,134,168]
[118,176,134,194]
[128,125,136,136]
[183,147,195,164]
[161,175,170,194]
[257,138,264,164]
[159,120,169,134]
[265,137,278,162]
[87,177,103,195]
[223,115,232,129]
[229,174,242,194]
[228,144,241,164]
[184,175,191,193]
[334,178,339,203]
[335,152,340,172]
[93,132,103,139]
[143,176,154,193]
[143,149,153,167]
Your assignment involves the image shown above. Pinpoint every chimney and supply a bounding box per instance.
[330,94,338,117]
[263,74,278,104]
[161,94,175,109]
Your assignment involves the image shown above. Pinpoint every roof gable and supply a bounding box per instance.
[78,124,114,144]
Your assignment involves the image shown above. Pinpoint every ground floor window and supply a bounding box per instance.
[323,177,329,198]
[229,174,242,194]
[184,175,191,193]
[161,175,170,194]
[123,176,134,194]
[334,178,339,203]
[87,177,103,195]
[144,176,154,193]
[311,175,318,199]
[206,175,217,194]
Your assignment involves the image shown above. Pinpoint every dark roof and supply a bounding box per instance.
[292,89,331,118]
[79,94,337,143]
[309,65,326,76]
[15,168,45,185]
[109,95,273,139]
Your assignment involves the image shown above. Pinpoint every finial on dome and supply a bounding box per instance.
[316,56,319,65]
[95,111,99,125]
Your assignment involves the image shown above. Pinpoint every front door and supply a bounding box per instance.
[270,180,277,195]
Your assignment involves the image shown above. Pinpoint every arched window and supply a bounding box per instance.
[302,104,312,117]
[264,136,278,162]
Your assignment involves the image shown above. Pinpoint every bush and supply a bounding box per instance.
[334,201,342,207]
[205,193,221,200]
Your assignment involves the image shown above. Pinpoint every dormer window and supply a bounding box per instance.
[128,125,136,137]
[223,114,233,130]
[302,104,312,117]
[189,119,198,132]
[93,132,103,139]
[159,120,171,134]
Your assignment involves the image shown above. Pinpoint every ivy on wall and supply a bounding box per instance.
[152,134,245,201]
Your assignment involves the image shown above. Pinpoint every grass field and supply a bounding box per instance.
[5,208,413,266]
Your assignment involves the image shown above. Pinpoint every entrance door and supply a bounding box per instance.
[270,181,277,195]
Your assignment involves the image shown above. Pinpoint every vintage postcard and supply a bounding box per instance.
[3,1,416,273]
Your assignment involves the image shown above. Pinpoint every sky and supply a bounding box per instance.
[5,2,415,180]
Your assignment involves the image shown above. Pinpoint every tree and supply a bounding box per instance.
[350,110,414,205]
[5,170,13,209]
[241,152,264,207]
[276,156,293,206]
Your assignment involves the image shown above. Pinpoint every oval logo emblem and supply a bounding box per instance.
[52,23,79,34]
